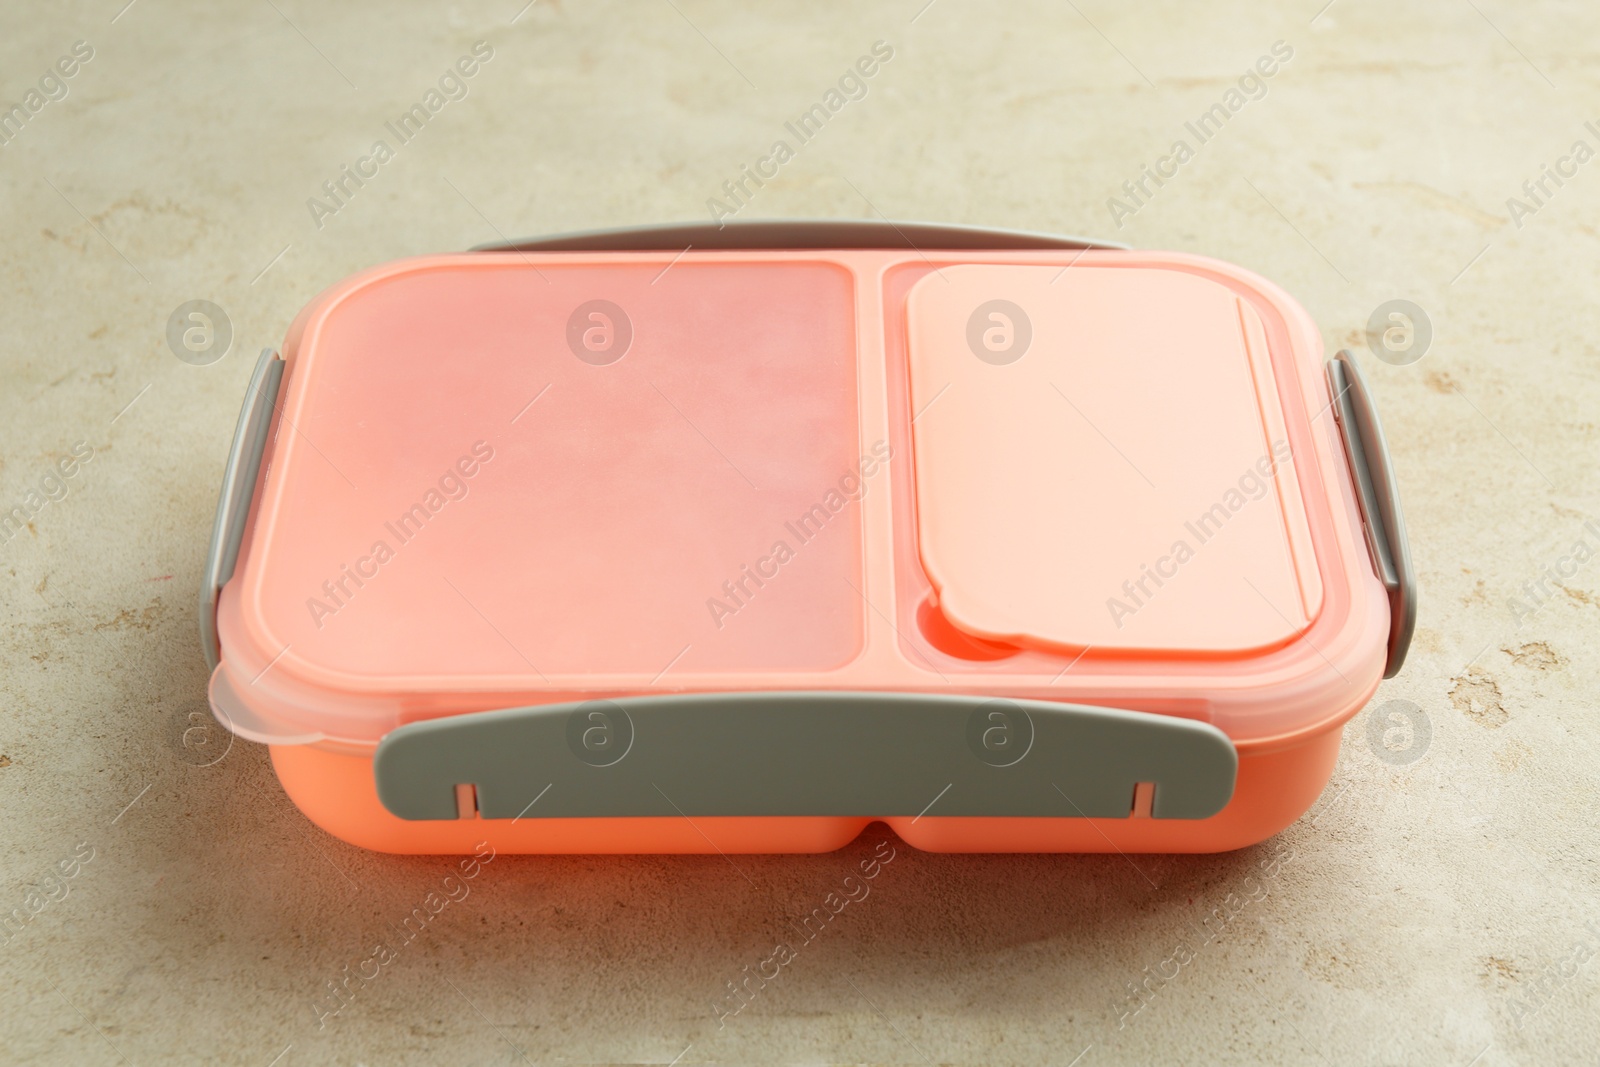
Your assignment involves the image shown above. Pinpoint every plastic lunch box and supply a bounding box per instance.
[200,220,1415,854]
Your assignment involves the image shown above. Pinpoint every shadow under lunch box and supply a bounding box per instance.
[200,220,1415,854]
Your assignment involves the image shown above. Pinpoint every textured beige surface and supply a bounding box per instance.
[2,1,1598,1064]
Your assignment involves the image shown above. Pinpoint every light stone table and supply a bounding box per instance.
[1,1,1596,1064]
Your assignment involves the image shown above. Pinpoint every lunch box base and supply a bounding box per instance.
[269,724,1341,855]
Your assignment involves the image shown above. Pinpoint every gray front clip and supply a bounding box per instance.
[374,692,1237,822]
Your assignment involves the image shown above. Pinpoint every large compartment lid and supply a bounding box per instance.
[245,258,867,685]
[906,264,1323,657]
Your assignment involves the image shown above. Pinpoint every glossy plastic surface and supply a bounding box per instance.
[211,247,1390,852]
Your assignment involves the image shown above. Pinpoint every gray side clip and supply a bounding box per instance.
[470,218,1129,254]
[1327,349,1417,678]
[199,348,284,671]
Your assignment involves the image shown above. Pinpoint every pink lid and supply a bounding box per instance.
[214,249,1389,750]
[905,264,1322,657]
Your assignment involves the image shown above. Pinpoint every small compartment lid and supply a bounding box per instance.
[906,264,1322,657]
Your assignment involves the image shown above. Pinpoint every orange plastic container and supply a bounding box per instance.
[201,221,1414,854]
